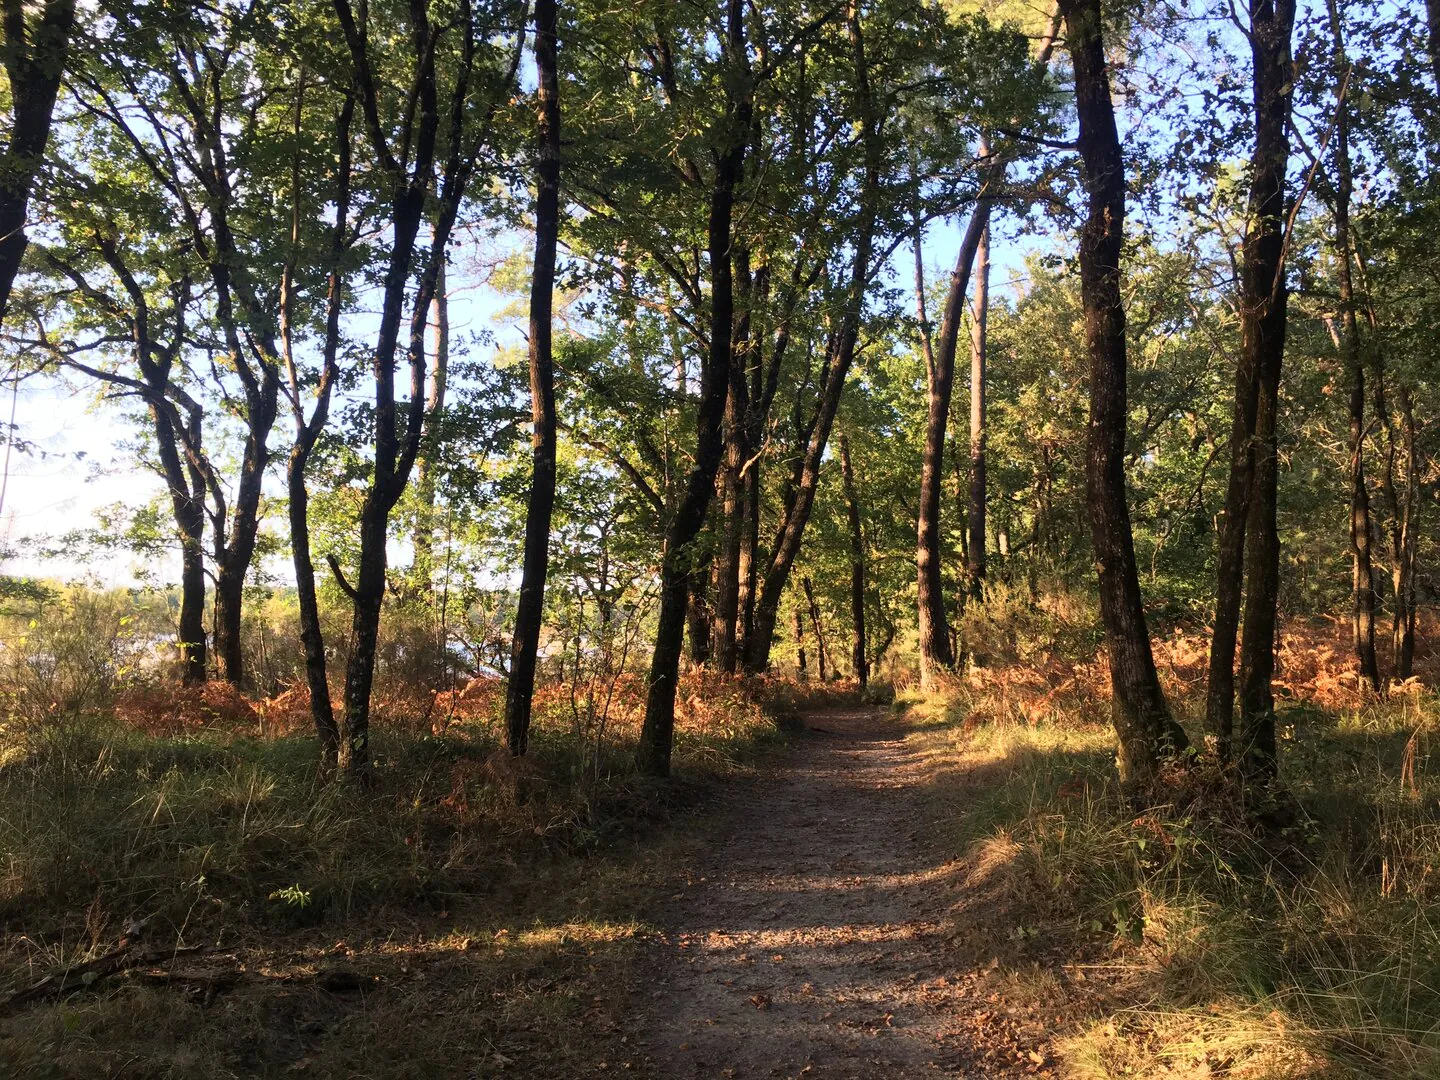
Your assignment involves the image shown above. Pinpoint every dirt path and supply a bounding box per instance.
[639,706,1031,1079]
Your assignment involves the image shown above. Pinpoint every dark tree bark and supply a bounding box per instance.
[913,12,1060,686]
[332,0,519,774]
[283,95,354,764]
[915,201,989,685]
[1061,0,1186,787]
[686,566,713,665]
[1204,0,1296,761]
[712,245,754,674]
[966,214,990,602]
[212,368,279,687]
[505,0,562,756]
[412,262,450,586]
[0,0,76,326]
[793,606,807,679]
[1325,0,1380,695]
[838,432,868,686]
[803,576,829,683]
[743,2,881,676]
[1394,389,1419,677]
[636,0,751,777]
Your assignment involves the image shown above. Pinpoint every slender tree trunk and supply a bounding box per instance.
[916,202,990,685]
[283,95,352,763]
[1325,0,1380,694]
[744,6,881,675]
[1062,0,1186,788]
[914,216,955,683]
[1238,357,1282,780]
[0,0,77,326]
[1205,0,1295,761]
[413,262,450,586]
[711,256,751,673]
[803,576,828,683]
[148,387,207,685]
[686,564,713,665]
[331,0,508,775]
[793,606,807,680]
[839,433,868,686]
[1394,389,1418,678]
[505,0,562,756]
[171,423,208,687]
[966,214,990,602]
[637,0,750,777]
[213,384,278,688]
[288,450,338,758]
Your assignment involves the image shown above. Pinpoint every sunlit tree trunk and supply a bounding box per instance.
[966,213,990,603]
[1062,0,1186,788]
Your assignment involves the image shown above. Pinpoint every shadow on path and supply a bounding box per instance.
[638,707,1010,1079]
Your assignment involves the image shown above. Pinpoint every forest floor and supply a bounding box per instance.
[636,705,1058,1079]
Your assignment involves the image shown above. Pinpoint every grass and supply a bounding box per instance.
[903,665,1440,1079]
[0,670,806,1079]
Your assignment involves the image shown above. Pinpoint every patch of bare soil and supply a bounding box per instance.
[639,707,1058,1079]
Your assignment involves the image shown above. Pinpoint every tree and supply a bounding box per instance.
[505,0,562,756]
[635,0,752,777]
[0,0,76,326]
[1204,0,1297,772]
[1061,0,1186,787]
[838,431,867,685]
[329,0,524,773]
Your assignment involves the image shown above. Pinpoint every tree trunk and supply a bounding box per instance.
[1394,388,1419,678]
[283,95,352,764]
[412,262,450,587]
[1204,0,1295,761]
[341,501,389,772]
[1062,0,1185,788]
[331,0,497,774]
[686,565,713,665]
[1325,0,1380,695]
[803,576,829,683]
[213,569,246,688]
[213,376,279,688]
[793,606,807,680]
[711,264,751,673]
[637,0,750,777]
[1238,354,1282,781]
[170,416,208,687]
[288,448,338,759]
[966,214,990,603]
[743,5,881,676]
[839,432,868,686]
[915,201,990,686]
[0,0,77,326]
[505,0,561,756]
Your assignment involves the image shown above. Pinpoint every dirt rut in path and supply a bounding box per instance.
[641,706,999,1078]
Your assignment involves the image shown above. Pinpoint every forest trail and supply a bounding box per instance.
[639,706,1021,1079]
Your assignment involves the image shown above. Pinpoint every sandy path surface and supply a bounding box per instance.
[639,706,1014,1079]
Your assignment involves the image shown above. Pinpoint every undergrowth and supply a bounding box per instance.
[908,665,1440,1079]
